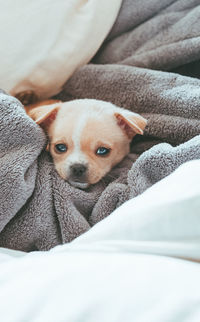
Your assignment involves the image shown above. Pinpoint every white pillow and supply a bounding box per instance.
[0,0,122,99]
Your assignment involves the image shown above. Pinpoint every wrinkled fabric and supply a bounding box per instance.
[0,0,200,251]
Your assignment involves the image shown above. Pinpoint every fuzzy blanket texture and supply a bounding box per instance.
[0,0,200,251]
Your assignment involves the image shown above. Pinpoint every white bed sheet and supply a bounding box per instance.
[0,160,200,322]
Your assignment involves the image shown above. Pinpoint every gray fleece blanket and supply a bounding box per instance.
[0,0,200,251]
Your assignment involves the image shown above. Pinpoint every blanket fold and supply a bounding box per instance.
[94,0,200,71]
[0,0,200,251]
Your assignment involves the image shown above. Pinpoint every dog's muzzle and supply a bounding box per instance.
[68,163,89,189]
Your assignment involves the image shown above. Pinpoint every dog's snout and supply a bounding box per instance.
[70,163,87,178]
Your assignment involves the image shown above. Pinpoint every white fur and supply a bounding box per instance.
[66,114,88,168]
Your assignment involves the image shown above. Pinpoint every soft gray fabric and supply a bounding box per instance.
[93,0,200,71]
[0,0,200,251]
[0,94,133,250]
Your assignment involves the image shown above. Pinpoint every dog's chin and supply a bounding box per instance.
[68,180,89,190]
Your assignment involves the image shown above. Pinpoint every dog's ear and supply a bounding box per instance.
[27,103,60,128]
[114,111,147,140]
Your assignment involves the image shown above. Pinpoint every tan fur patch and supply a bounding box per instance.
[25,99,61,115]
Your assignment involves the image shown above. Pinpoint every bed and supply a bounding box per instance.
[0,0,200,320]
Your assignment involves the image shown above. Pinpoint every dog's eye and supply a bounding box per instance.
[55,143,67,153]
[96,147,110,156]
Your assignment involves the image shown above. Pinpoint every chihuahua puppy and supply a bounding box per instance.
[26,99,147,189]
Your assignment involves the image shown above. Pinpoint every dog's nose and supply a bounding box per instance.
[70,163,87,178]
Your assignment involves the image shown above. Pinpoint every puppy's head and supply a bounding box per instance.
[28,99,147,189]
